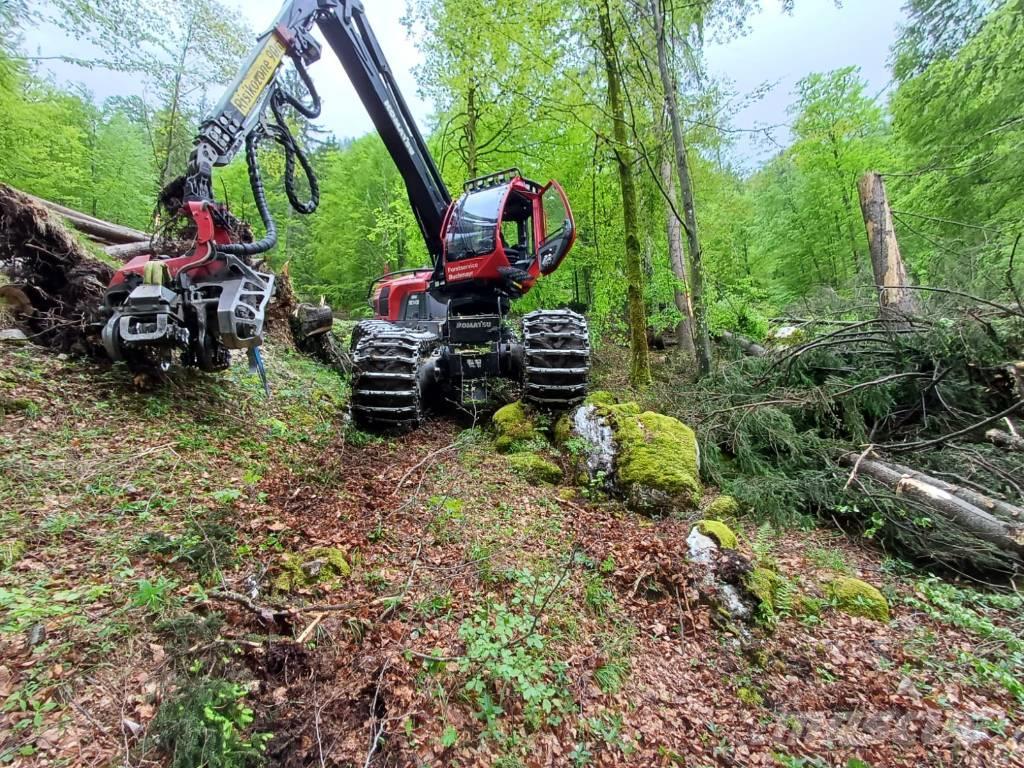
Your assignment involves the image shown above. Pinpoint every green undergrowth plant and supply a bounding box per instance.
[901,576,1024,707]
[457,570,573,733]
[148,678,270,768]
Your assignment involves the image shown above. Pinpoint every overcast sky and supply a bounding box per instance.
[24,0,907,167]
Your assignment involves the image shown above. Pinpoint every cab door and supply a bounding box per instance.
[536,181,576,275]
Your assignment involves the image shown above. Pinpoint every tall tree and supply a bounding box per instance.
[597,0,651,388]
[649,0,712,375]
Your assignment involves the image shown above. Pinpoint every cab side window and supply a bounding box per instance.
[403,292,424,320]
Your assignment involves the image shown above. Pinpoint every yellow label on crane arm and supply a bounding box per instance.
[230,34,287,117]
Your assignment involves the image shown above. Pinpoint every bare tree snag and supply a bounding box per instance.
[857,172,918,322]
[841,453,1024,558]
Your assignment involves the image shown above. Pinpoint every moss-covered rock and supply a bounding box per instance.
[745,567,783,611]
[584,390,618,407]
[492,401,541,453]
[706,495,740,520]
[507,453,563,484]
[273,547,351,593]
[825,576,890,622]
[696,519,737,549]
[602,403,701,514]
[552,412,573,446]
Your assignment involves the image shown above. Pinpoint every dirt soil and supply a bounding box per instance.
[1,340,1023,767]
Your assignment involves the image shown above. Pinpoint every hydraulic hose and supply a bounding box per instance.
[218,131,277,257]
[218,55,321,256]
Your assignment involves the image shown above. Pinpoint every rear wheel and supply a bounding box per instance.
[349,321,437,431]
[521,309,590,408]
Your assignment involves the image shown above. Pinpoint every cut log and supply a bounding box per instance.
[871,458,1023,523]
[986,428,1024,452]
[841,452,1024,558]
[720,330,767,357]
[103,241,154,261]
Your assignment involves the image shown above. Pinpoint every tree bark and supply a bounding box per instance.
[650,0,712,377]
[104,241,155,261]
[597,2,650,388]
[872,458,1023,523]
[661,157,696,360]
[841,453,1024,558]
[857,171,919,323]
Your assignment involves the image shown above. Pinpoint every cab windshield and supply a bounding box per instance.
[446,185,505,262]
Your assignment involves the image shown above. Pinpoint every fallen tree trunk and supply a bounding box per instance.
[24,192,150,245]
[841,452,1024,559]
[103,241,154,261]
[869,457,1023,522]
[719,330,767,357]
[986,428,1024,452]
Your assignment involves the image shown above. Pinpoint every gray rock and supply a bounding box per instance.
[0,328,28,343]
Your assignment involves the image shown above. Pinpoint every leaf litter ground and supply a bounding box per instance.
[1,340,1022,767]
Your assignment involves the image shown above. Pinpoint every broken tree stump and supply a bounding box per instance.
[858,171,919,323]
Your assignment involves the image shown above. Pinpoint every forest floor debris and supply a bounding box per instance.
[2,340,1023,766]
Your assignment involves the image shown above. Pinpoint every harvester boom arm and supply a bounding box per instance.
[182,0,451,260]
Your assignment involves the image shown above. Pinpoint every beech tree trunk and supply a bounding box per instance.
[661,158,696,360]
[650,0,712,376]
[857,172,918,323]
[598,2,651,388]
[841,453,1024,558]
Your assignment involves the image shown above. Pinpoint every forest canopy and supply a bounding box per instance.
[2,0,1021,345]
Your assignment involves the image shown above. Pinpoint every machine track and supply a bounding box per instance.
[521,309,590,407]
[349,321,437,430]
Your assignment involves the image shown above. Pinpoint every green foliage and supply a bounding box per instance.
[132,576,179,613]
[149,679,270,768]
[458,573,572,731]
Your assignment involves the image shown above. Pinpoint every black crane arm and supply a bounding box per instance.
[182,0,451,261]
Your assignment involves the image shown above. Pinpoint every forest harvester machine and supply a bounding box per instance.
[95,0,590,429]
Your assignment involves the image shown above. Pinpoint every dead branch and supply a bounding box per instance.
[879,400,1024,452]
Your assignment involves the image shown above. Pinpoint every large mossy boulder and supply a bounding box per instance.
[492,401,540,453]
[603,403,702,515]
[825,576,890,622]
